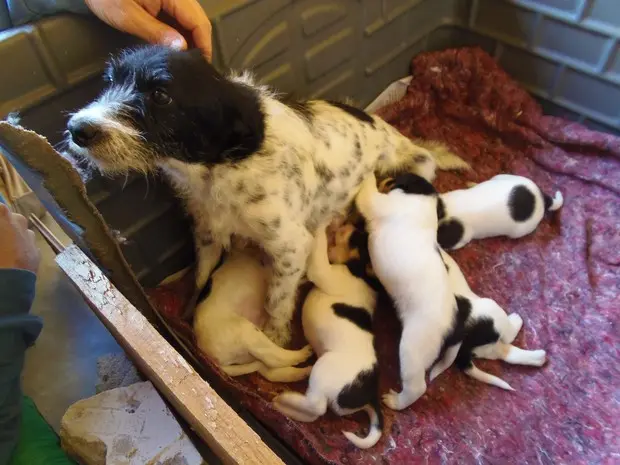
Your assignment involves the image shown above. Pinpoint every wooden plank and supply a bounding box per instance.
[56,245,284,465]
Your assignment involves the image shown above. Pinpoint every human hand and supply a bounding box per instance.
[85,0,213,60]
[0,204,40,274]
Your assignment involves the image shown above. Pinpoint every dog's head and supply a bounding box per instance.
[383,172,441,226]
[65,46,265,175]
[388,173,437,196]
[326,218,383,291]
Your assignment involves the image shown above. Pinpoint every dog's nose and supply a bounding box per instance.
[68,120,100,147]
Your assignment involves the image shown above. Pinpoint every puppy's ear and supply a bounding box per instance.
[378,177,395,193]
[391,173,436,196]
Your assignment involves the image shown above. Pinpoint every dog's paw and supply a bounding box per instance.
[530,349,547,367]
[293,345,314,365]
[263,321,292,347]
[382,389,406,411]
[508,313,524,334]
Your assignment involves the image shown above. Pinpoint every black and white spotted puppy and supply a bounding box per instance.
[355,172,467,411]
[273,226,382,449]
[193,246,313,382]
[432,250,547,389]
[437,174,563,250]
[64,45,469,346]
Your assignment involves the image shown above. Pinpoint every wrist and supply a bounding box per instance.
[0,268,37,316]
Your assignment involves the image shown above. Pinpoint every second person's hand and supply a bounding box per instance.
[85,0,213,60]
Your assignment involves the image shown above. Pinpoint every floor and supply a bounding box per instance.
[22,214,124,432]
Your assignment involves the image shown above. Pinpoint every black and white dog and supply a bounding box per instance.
[273,226,382,449]
[437,174,563,250]
[65,46,469,345]
[355,173,467,411]
[327,219,547,390]
[437,250,547,390]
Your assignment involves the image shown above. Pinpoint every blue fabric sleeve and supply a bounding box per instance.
[0,268,42,465]
[5,0,90,27]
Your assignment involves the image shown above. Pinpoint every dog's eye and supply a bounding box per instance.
[152,89,172,106]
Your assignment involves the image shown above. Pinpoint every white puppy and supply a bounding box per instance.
[437,174,563,250]
[431,250,547,389]
[193,246,312,382]
[355,173,466,411]
[273,226,382,449]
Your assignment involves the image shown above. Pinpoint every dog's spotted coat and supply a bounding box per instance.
[65,46,469,345]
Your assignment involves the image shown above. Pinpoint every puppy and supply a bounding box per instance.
[355,172,466,411]
[437,174,563,250]
[325,175,399,291]
[193,245,312,381]
[65,45,469,345]
[328,204,547,390]
[273,226,382,449]
[432,250,547,389]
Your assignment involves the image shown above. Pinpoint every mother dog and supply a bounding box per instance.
[65,46,468,345]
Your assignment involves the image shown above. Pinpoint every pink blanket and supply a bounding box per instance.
[149,47,619,465]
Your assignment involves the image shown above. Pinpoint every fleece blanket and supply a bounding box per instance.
[148,48,619,465]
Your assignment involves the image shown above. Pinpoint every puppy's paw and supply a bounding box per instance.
[382,389,406,411]
[530,349,547,367]
[293,345,314,365]
[263,321,292,347]
[508,313,524,334]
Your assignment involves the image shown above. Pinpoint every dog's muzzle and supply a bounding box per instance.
[67,118,101,148]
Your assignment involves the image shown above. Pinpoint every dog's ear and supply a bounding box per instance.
[391,173,436,196]
[182,69,265,162]
[218,90,265,161]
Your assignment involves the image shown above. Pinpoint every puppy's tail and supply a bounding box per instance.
[543,191,563,212]
[464,364,514,391]
[342,401,383,449]
[429,342,461,382]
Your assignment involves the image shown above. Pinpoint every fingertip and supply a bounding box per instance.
[192,27,213,61]
[160,32,187,51]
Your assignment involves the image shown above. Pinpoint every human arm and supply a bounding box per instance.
[0,201,42,465]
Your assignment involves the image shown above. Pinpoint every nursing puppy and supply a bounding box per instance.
[193,246,312,381]
[432,250,547,389]
[355,173,466,411]
[327,207,547,390]
[437,174,563,250]
[273,226,382,449]
[64,45,469,346]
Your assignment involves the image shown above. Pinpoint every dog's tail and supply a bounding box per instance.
[342,401,383,449]
[429,342,461,382]
[464,364,514,391]
[374,129,470,182]
[543,191,563,212]
[415,139,472,172]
